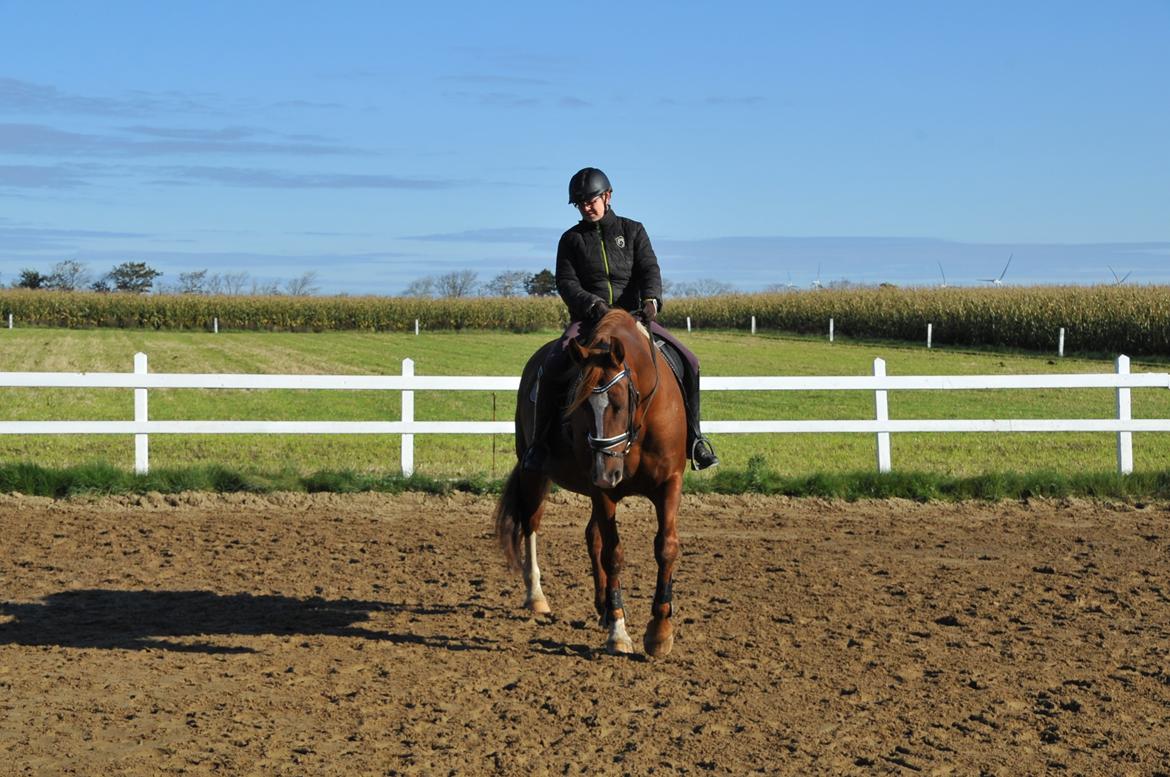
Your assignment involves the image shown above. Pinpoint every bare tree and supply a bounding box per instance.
[178,270,209,294]
[435,270,478,298]
[670,278,734,297]
[204,273,224,295]
[694,278,733,296]
[223,272,250,295]
[285,270,320,296]
[249,278,282,296]
[47,260,91,291]
[483,270,531,296]
[402,277,436,297]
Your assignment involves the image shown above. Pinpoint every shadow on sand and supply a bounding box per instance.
[0,589,500,654]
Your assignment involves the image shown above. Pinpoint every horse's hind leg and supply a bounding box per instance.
[520,474,552,615]
[587,493,633,654]
[644,475,682,658]
[522,515,551,615]
[494,467,552,614]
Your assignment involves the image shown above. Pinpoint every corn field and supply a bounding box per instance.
[0,291,568,333]
[1,286,1168,355]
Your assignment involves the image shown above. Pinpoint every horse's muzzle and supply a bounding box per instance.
[593,465,624,490]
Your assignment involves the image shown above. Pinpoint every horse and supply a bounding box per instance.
[493,308,688,657]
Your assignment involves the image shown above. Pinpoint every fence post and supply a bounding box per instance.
[686,316,692,333]
[6,313,11,330]
[1116,354,1132,475]
[874,358,891,473]
[401,358,415,477]
[134,352,149,474]
[751,315,756,335]
[214,316,219,334]
[1059,327,1065,358]
[829,318,835,343]
[927,323,933,349]
[414,319,420,336]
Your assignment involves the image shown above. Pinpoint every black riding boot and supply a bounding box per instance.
[521,368,559,472]
[683,366,719,471]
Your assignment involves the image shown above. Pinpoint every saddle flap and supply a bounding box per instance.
[655,337,685,386]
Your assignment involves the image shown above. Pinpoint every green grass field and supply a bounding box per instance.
[2,326,1169,481]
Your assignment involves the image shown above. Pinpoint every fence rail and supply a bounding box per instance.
[1,353,1167,476]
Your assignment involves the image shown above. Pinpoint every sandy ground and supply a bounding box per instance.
[1,490,1168,776]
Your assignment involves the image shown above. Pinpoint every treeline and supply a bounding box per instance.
[6,260,322,296]
[1,284,1168,355]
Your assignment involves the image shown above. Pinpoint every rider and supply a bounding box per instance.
[521,166,719,473]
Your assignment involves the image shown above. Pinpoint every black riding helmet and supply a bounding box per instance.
[568,167,612,205]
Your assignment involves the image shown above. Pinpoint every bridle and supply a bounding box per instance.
[585,332,660,460]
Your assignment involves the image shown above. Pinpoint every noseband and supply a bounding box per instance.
[585,334,661,459]
[586,365,641,458]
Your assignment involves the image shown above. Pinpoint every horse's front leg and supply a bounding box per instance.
[644,474,682,657]
[587,492,633,654]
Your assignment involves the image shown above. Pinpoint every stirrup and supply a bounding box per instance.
[690,437,720,471]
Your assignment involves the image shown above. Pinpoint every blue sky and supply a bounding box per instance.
[1,1,1167,294]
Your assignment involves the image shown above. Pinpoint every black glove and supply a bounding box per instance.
[641,298,658,322]
[588,300,609,322]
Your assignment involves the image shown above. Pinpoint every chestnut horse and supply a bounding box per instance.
[493,309,687,657]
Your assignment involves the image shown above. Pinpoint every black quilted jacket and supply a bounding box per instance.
[555,208,664,322]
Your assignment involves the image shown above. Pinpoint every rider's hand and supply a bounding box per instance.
[641,298,658,322]
[588,300,609,322]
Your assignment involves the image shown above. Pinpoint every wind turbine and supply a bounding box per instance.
[810,263,823,290]
[1109,266,1132,285]
[980,254,1012,286]
[937,261,948,288]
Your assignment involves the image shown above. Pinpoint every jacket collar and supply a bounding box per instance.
[580,208,619,230]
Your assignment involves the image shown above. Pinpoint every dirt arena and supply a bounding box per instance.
[1,490,1168,776]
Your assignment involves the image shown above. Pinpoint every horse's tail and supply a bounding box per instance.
[493,465,530,573]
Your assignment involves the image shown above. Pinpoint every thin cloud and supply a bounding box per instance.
[406,227,559,245]
[155,165,459,189]
[119,125,264,141]
[0,77,213,116]
[0,164,92,189]
[0,222,150,251]
[0,122,356,157]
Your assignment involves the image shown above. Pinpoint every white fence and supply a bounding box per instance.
[1,353,1168,476]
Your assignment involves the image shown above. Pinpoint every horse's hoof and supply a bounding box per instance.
[643,618,674,658]
[524,597,551,615]
[606,637,635,655]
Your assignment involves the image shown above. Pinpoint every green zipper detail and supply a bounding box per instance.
[596,222,614,305]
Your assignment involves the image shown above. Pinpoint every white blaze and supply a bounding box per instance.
[589,390,609,469]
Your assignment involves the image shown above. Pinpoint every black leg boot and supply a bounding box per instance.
[683,366,719,471]
[521,368,559,472]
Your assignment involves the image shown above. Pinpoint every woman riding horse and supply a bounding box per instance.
[521,167,719,473]
[496,306,688,656]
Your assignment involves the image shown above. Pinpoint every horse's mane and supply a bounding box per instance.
[563,310,643,418]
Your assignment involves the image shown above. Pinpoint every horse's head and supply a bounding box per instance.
[565,313,650,490]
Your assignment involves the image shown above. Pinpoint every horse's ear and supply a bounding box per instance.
[569,338,590,365]
[609,338,625,366]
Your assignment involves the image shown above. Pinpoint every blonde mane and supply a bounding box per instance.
[563,309,640,418]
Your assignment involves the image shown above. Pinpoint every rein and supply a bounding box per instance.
[585,327,661,459]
